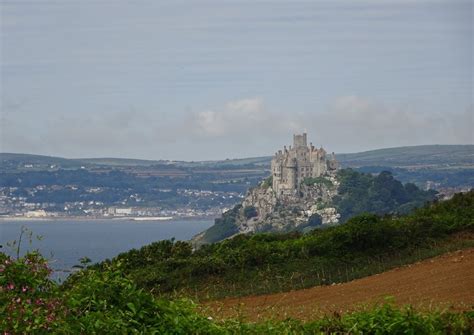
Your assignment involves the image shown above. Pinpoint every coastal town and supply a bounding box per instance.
[0,185,244,219]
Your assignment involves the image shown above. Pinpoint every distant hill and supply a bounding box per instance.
[337,145,474,168]
[1,145,473,170]
[77,157,168,167]
[0,153,87,169]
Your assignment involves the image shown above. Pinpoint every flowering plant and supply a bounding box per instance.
[0,251,67,333]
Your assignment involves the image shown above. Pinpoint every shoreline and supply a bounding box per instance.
[0,215,217,222]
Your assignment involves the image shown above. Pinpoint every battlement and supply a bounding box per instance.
[271,133,338,198]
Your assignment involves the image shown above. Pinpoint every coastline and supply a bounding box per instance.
[0,215,217,222]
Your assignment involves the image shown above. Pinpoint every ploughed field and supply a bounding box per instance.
[205,248,474,321]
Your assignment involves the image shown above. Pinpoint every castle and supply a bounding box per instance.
[271,133,338,197]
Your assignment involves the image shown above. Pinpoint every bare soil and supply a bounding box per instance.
[204,248,474,321]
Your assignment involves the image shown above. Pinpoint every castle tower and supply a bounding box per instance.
[270,133,338,199]
[293,133,307,148]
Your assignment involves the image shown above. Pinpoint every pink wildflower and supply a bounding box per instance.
[6,283,14,290]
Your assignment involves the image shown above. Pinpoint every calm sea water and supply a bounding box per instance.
[0,218,214,280]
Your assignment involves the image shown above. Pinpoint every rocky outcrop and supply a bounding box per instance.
[235,172,340,235]
[193,172,341,245]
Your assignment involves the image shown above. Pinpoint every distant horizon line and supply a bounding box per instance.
[1,144,473,163]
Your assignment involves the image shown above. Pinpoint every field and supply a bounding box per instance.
[206,247,474,322]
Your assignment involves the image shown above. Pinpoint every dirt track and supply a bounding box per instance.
[205,248,474,321]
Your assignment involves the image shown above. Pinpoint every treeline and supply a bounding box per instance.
[355,165,474,188]
[94,191,473,299]
[334,169,437,222]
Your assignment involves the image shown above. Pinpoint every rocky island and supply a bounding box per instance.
[193,132,440,245]
[194,133,343,244]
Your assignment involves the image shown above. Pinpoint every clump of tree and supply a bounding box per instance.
[302,176,333,187]
[334,169,437,222]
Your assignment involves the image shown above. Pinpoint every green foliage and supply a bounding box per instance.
[63,263,221,334]
[0,251,67,333]
[200,205,242,243]
[0,250,223,334]
[335,169,437,222]
[106,191,474,299]
[261,175,273,189]
[302,176,333,187]
[2,250,472,334]
[226,303,473,334]
[2,196,474,334]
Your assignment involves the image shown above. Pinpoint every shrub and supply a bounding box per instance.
[0,251,68,333]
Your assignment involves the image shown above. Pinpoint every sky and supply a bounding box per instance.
[1,0,472,161]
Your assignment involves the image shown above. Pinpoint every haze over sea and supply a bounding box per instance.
[0,218,213,281]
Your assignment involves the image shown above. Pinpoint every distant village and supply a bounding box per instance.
[0,185,244,219]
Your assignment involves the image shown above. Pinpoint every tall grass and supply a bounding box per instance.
[183,237,474,300]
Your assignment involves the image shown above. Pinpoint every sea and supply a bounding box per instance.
[0,218,214,281]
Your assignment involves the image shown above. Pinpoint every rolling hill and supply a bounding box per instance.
[1,144,473,169]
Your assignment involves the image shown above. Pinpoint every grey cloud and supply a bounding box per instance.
[182,97,301,140]
[1,95,472,160]
[310,96,473,151]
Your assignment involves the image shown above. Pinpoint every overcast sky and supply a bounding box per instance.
[1,0,472,160]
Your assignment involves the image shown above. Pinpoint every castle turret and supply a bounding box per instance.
[270,133,338,198]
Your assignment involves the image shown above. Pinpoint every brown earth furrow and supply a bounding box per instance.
[204,248,474,321]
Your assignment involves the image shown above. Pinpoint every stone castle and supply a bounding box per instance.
[271,133,338,197]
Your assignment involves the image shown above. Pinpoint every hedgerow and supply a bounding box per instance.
[99,191,473,299]
[1,250,472,334]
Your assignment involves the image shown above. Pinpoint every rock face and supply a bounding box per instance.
[235,172,340,235]
[193,132,341,245]
[192,170,341,245]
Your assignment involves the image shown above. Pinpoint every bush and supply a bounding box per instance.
[0,251,222,334]
[302,176,333,187]
[0,251,67,333]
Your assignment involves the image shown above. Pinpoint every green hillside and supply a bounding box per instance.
[337,145,474,168]
[0,153,88,170]
[92,191,473,300]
